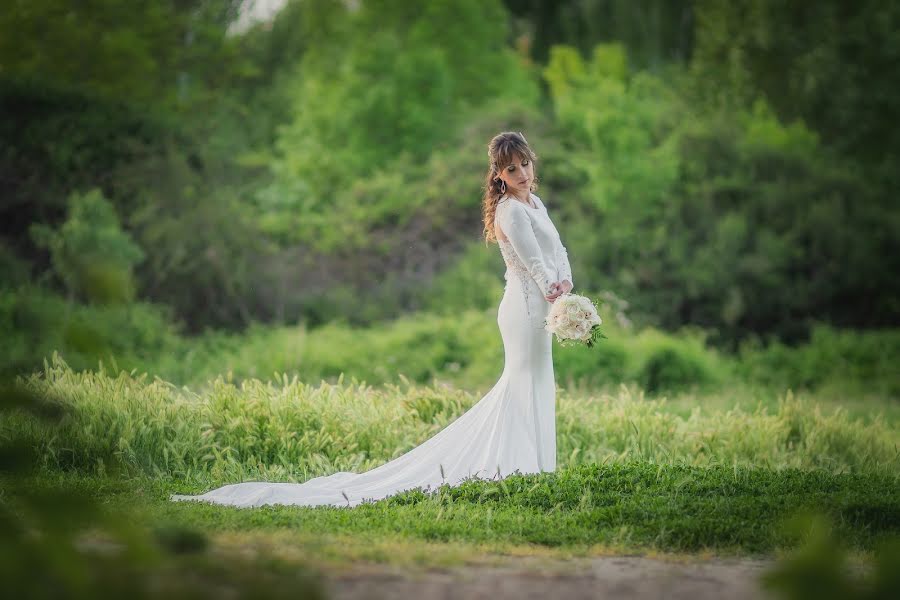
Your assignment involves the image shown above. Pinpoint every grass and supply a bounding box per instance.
[8,459,898,563]
[154,463,900,554]
[12,356,897,484]
[3,356,898,566]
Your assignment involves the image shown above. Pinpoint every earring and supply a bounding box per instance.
[500,179,506,194]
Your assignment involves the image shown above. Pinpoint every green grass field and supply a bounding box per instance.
[5,355,898,561]
[41,459,897,554]
[3,314,899,600]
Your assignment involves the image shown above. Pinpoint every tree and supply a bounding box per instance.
[29,189,144,304]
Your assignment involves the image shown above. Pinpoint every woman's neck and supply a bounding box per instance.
[507,189,531,203]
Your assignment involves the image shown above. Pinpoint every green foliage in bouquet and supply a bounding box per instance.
[546,293,607,348]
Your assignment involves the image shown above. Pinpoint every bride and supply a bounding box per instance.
[171,131,574,508]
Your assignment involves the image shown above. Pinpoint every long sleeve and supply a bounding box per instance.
[555,237,573,288]
[496,199,554,296]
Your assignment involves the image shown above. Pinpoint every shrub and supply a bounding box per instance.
[638,345,712,394]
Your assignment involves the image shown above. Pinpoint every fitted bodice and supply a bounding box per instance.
[495,193,573,297]
[497,238,531,283]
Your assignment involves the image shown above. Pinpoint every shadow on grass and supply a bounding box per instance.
[0,379,325,599]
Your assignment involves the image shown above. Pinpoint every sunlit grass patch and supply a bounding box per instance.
[6,357,897,561]
[12,356,898,487]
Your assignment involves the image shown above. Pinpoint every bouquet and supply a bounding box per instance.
[544,293,606,347]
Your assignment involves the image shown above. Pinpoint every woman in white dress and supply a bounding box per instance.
[171,131,574,508]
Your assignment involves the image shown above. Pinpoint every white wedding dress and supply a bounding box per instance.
[171,192,573,508]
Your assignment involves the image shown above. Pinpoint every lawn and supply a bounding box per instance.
[5,356,898,557]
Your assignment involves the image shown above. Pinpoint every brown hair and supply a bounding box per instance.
[481,131,539,244]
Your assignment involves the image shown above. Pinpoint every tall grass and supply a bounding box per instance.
[12,356,898,489]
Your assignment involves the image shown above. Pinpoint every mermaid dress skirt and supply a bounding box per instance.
[170,194,571,508]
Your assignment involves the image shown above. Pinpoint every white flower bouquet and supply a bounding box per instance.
[544,293,606,347]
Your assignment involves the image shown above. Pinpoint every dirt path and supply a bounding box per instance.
[326,554,779,600]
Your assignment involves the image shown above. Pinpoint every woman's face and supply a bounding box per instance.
[497,153,534,197]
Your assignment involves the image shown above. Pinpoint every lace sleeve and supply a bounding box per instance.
[496,199,554,296]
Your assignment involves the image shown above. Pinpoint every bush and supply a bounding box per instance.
[29,188,144,305]
[638,345,712,394]
[0,285,182,378]
[554,336,629,389]
[737,325,900,397]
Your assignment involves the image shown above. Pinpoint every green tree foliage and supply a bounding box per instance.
[0,0,245,109]
[258,0,540,246]
[542,42,897,344]
[690,0,900,166]
[2,0,897,342]
[0,7,278,330]
[502,0,694,67]
[29,189,144,304]
[670,101,898,342]
[542,43,681,216]
[0,76,176,251]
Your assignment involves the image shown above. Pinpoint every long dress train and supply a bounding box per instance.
[170,193,573,508]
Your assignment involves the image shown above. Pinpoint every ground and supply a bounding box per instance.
[325,554,778,600]
[204,530,798,600]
